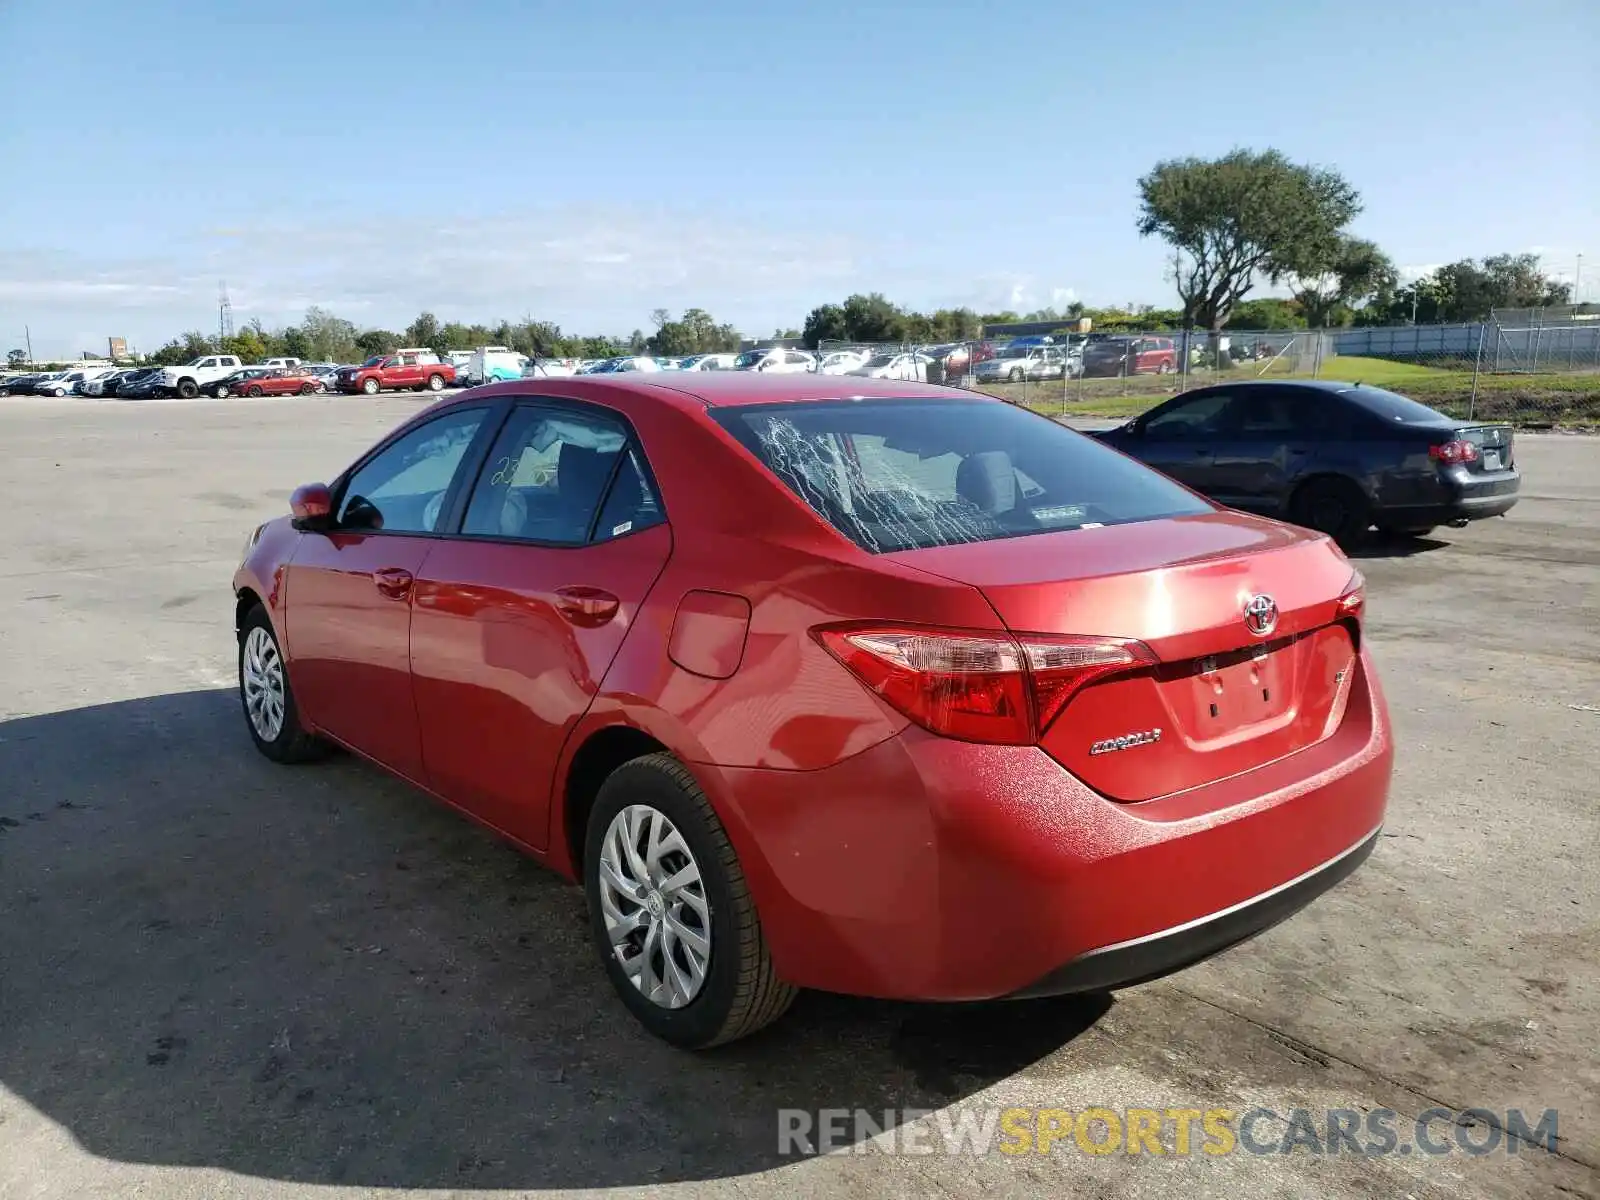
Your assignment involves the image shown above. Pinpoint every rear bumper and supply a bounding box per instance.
[1380,470,1520,525]
[1007,825,1379,997]
[695,647,1393,1001]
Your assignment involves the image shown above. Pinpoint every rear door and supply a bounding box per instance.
[409,400,672,849]
[1207,386,1350,513]
[393,352,425,389]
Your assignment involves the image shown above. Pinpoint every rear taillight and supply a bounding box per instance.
[815,625,1155,745]
[1338,570,1365,620]
[1429,439,1479,464]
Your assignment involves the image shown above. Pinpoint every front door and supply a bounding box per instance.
[1127,389,1242,495]
[286,405,491,780]
[410,402,672,850]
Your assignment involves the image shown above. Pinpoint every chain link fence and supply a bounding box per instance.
[820,311,1600,427]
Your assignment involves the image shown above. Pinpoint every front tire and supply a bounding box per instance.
[238,605,327,764]
[1008,368,1024,382]
[215,384,231,398]
[584,753,796,1048]
[362,377,380,395]
[299,382,315,395]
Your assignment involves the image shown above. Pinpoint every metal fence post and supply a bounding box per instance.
[1469,322,1486,420]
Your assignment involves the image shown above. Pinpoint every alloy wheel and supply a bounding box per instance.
[597,803,711,1009]
[241,625,286,742]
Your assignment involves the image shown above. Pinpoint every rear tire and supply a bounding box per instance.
[238,605,328,764]
[177,379,198,399]
[1008,368,1024,382]
[583,753,796,1048]
[246,385,264,397]
[426,373,446,392]
[1290,477,1370,547]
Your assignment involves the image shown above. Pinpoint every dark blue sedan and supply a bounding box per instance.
[1094,380,1519,545]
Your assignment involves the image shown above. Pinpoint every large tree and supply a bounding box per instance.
[354,329,399,358]
[404,311,441,349]
[301,306,360,362]
[801,303,849,349]
[1287,236,1396,327]
[1137,148,1362,339]
[648,307,741,355]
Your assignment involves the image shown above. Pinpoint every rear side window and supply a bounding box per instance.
[462,405,663,544]
[713,399,1211,553]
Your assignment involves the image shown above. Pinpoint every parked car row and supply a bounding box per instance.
[2,330,1191,403]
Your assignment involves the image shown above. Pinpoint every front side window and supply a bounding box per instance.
[1141,392,1238,439]
[337,407,487,533]
[462,406,663,544]
[714,398,1210,553]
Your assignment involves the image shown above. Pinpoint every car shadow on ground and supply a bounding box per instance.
[1348,532,1452,559]
[0,689,1109,1189]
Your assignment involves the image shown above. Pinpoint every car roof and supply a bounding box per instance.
[451,372,983,411]
[1184,379,1366,395]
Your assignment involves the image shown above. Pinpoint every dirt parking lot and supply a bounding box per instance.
[1,393,1596,1200]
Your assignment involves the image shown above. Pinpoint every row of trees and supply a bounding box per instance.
[139,304,758,368]
[1135,148,1572,336]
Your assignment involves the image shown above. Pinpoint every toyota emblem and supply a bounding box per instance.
[1243,594,1278,637]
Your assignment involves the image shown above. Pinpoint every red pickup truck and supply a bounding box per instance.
[334,349,456,395]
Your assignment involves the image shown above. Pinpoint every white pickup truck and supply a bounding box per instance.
[156,355,243,398]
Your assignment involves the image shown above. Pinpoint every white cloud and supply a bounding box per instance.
[0,205,864,358]
[1397,263,1442,284]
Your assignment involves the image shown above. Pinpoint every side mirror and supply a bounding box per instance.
[290,482,333,529]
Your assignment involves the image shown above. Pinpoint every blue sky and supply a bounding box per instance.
[1,0,1596,359]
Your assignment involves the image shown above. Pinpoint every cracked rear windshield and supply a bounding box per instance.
[713,399,1210,553]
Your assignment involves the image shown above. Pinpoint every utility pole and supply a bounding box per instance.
[1577,253,1584,303]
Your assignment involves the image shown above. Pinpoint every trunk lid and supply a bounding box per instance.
[1450,422,1514,474]
[887,511,1360,801]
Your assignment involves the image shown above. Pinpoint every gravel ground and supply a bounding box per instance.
[1,393,1595,1200]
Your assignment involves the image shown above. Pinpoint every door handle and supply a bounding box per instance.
[554,585,620,628]
[373,567,414,600]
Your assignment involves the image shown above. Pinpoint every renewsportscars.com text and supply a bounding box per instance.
[778,1106,1561,1158]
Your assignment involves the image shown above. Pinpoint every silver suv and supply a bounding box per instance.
[973,345,1078,383]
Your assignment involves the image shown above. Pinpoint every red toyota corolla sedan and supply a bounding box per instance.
[233,374,1392,1047]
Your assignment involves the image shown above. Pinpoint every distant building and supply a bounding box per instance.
[108,337,128,359]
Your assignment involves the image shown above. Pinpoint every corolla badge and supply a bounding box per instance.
[1089,728,1163,756]
[1243,593,1279,637]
